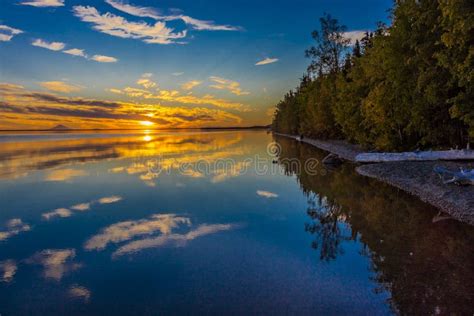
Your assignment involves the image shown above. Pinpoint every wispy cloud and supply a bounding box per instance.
[32,38,117,62]
[255,57,279,66]
[342,31,368,45]
[181,80,202,91]
[32,39,65,51]
[0,25,23,42]
[172,72,184,76]
[1,83,243,128]
[39,81,83,93]
[209,76,249,96]
[73,5,187,45]
[91,54,118,63]
[256,190,278,198]
[111,83,250,112]
[63,48,87,58]
[137,78,157,89]
[105,0,240,31]
[20,0,64,7]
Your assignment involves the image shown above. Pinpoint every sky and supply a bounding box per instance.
[0,0,392,130]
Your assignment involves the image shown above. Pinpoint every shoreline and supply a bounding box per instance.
[274,133,474,225]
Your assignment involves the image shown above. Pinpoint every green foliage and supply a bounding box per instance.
[272,0,473,150]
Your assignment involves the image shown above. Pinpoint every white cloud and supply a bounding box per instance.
[177,15,240,31]
[32,38,65,51]
[172,72,184,76]
[255,57,279,66]
[39,81,82,93]
[209,76,249,96]
[142,72,153,78]
[73,5,187,45]
[91,54,118,63]
[181,80,202,91]
[256,190,278,198]
[342,31,367,45]
[63,48,87,58]
[32,41,115,63]
[105,0,240,31]
[0,25,23,42]
[20,0,64,7]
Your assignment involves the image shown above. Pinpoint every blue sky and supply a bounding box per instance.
[0,0,392,129]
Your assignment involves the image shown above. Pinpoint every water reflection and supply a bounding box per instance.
[113,223,237,257]
[84,214,192,251]
[0,131,244,181]
[0,131,472,314]
[0,260,17,282]
[27,249,81,281]
[0,218,31,241]
[69,284,91,302]
[275,135,474,315]
[84,213,238,258]
[42,196,123,220]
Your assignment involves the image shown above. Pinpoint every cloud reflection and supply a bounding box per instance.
[42,208,72,220]
[85,214,191,251]
[27,249,81,281]
[0,260,17,282]
[97,195,122,204]
[0,218,31,241]
[69,284,91,302]
[256,190,278,198]
[44,169,87,182]
[113,223,237,257]
[42,196,123,220]
[85,213,238,257]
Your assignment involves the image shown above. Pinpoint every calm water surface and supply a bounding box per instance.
[0,130,473,315]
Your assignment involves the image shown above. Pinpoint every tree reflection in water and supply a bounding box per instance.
[275,135,474,315]
[305,193,351,261]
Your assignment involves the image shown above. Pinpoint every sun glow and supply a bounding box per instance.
[140,121,154,127]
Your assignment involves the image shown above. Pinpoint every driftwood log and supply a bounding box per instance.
[356,150,474,163]
[434,166,474,186]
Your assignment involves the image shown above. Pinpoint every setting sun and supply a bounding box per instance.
[140,121,154,127]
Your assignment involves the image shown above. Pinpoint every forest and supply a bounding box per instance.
[272,0,473,151]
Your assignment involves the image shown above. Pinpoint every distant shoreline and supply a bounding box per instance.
[0,125,271,132]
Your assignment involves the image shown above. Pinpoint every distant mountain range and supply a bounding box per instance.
[50,124,71,130]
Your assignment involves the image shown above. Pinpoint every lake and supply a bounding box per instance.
[0,130,473,315]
